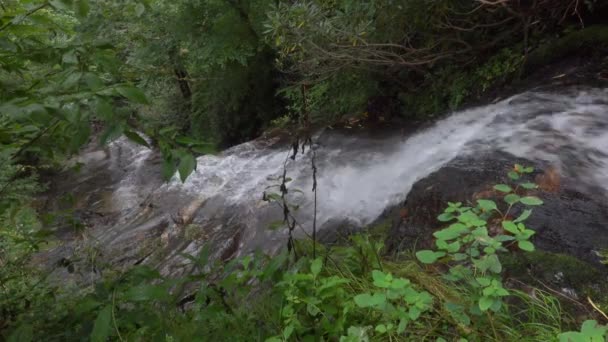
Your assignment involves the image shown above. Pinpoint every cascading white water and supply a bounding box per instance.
[157,88,608,233]
[50,87,608,272]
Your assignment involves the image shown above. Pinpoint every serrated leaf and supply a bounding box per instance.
[117,86,149,104]
[520,196,543,206]
[91,306,112,342]
[494,184,512,193]
[508,171,520,180]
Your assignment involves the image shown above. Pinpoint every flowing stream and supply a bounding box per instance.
[46,87,608,276]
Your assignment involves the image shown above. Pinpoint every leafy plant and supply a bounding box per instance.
[416,165,543,315]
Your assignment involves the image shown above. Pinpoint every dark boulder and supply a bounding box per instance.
[387,151,608,268]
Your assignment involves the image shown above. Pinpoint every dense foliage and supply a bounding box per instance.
[2,0,608,341]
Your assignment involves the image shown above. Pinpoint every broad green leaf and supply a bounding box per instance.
[162,158,177,180]
[91,306,112,342]
[117,86,150,104]
[504,194,520,205]
[518,240,535,252]
[508,171,520,180]
[437,212,454,222]
[354,292,386,308]
[124,130,150,148]
[375,324,387,333]
[520,196,543,206]
[433,223,467,240]
[84,73,104,90]
[520,182,538,189]
[514,209,532,223]
[178,153,196,182]
[416,250,445,264]
[477,199,497,212]
[96,98,113,120]
[372,270,391,288]
[478,296,494,311]
[493,184,512,193]
[501,221,518,234]
[99,123,124,145]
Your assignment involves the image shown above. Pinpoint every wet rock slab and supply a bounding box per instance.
[387,151,608,268]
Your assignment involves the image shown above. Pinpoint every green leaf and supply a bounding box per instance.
[124,130,150,148]
[520,196,543,206]
[478,296,494,312]
[501,221,518,234]
[354,292,386,308]
[477,199,497,212]
[162,157,177,180]
[514,209,532,223]
[518,240,535,252]
[372,270,391,288]
[504,194,520,205]
[508,171,520,180]
[416,250,445,264]
[117,86,149,104]
[91,306,112,342]
[493,184,512,193]
[96,98,113,120]
[310,258,322,276]
[433,223,467,240]
[178,153,196,182]
[99,123,124,145]
[191,144,217,155]
[75,0,90,18]
[437,212,454,222]
[62,51,78,64]
[375,324,387,333]
[520,182,538,189]
[84,73,104,90]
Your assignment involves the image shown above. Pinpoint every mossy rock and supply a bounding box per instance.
[503,250,608,310]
